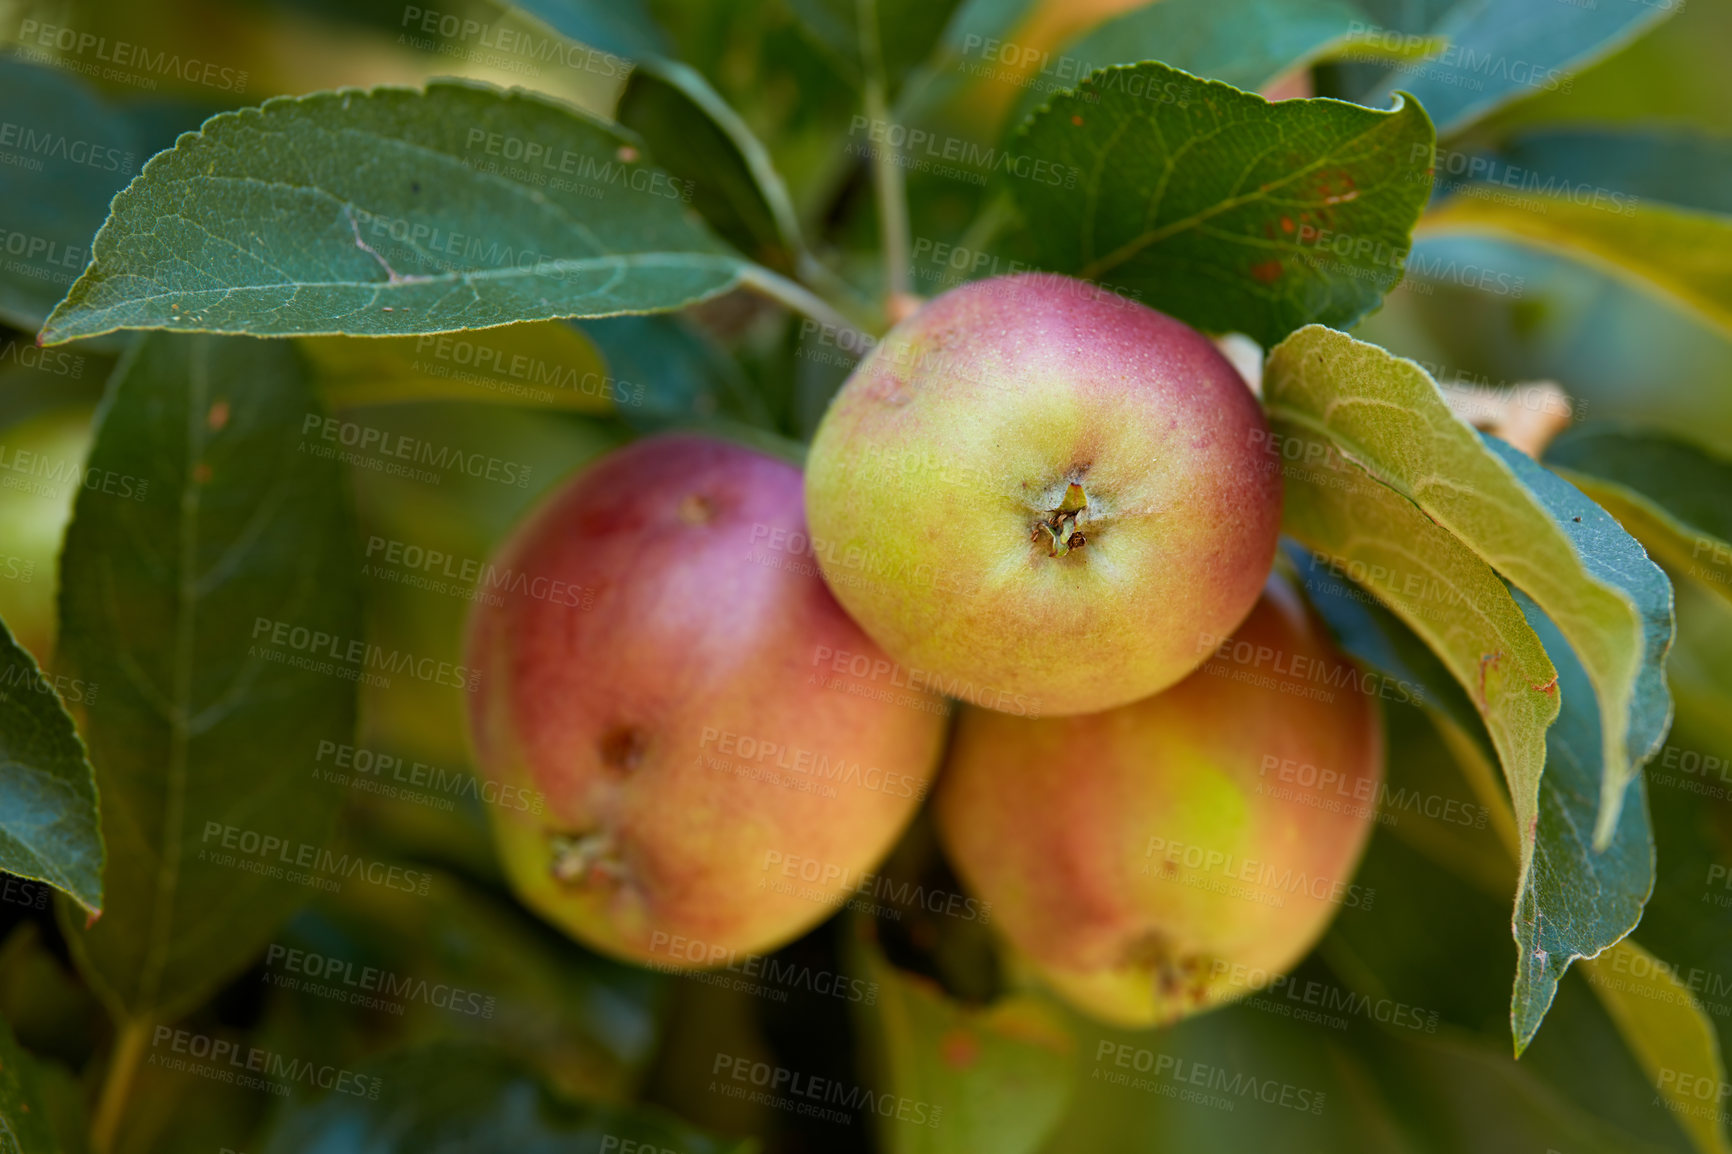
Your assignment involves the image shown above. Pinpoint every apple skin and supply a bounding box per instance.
[804,273,1280,717]
[934,576,1383,1027]
[466,434,947,968]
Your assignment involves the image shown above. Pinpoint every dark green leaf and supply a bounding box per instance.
[617,62,801,271]
[0,56,143,330]
[56,332,361,1021]
[0,615,102,914]
[580,314,769,428]
[0,1014,61,1154]
[258,1042,755,1154]
[513,1,814,281]
[1509,588,1657,1053]
[1008,64,1434,345]
[40,83,748,345]
[271,867,666,1100]
[1002,0,1448,130]
[1488,129,1732,217]
[503,0,672,60]
[1044,0,1366,98]
[1357,0,1680,136]
[1483,433,1676,844]
[786,0,966,96]
[1546,425,1732,605]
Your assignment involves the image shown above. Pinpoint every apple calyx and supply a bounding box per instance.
[549,830,626,889]
[1125,929,1215,1018]
[1035,481,1091,557]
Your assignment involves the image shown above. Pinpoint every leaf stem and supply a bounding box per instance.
[858,0,910,305]
[91,1016,151,1154]
[737,265,875,351]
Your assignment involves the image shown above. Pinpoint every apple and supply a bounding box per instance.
[466,434,947,967]
[934,576,1383,1027]
[804,272,1280,717]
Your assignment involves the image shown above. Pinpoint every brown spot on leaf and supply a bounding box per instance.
[1250,260,1283,284]
[207,399,230,431]
[940,1029,981,1070]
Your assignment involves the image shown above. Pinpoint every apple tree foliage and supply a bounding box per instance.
[1,0,1731,1150]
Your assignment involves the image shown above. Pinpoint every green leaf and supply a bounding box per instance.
[1052,0,1380,96]
[1274,424,1565,1036]
[0,616,103,914]
[0,56,144,331]
[1624,581,1732,1151]
[579,314,770,428]
[894,0,1047,123]
[509,1,813,279]
[1286,541,1488,742]
[786,0,966,96]
[56,332,362,1021]
[1584,940,1732,1154]
[1301,533,1661,1052]
[273,867,666,1100]
[1002,0,1448,129]
[1418,190,1732,337]
[0,1014,61,1154]
[299,322,615,411]
[506,0,672,59]
[1316,750,1694,1152]
[1358,0,1680,136]
[39,82,749,346]
[617,61,804,272]
[1488,433,1676,838]
[1544,426,1732,606]
[1265,325,1672,849]
[1509,588,1656,1051]
[258,1042,755,1154]
[1007,64,1434,346]
[1272,418,1557,838]
[850,927,1076,1154]
[1488,129,1732,217]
